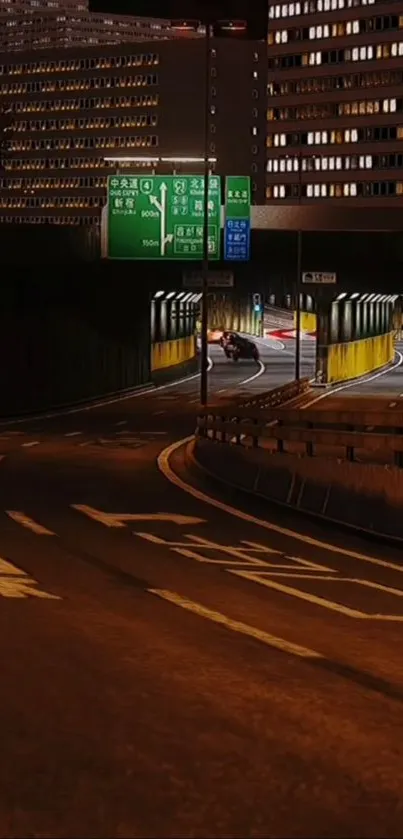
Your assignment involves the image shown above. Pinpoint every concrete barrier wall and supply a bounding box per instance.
[327,331,394,383]
[194,438,403,542]
[151,335,197,372]
[293,311,317,333]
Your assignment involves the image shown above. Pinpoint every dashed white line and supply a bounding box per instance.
[115,420,128,426]
[22,441,40,448]
[153,410,166,415]
[64,431,83,437]
[5,510,55,536]
[149,588,323,659]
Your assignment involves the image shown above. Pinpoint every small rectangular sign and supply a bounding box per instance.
[183,270,234,288]
[224,176,251,262]
[302,271,337,284]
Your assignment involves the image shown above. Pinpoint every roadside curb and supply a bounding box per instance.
[189,438,403,551]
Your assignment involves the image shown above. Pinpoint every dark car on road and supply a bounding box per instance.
[220,332,260,363]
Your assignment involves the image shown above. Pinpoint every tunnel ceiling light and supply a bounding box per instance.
[336,292,347,301]
[160,156,217,163]
[350,292,360,299]
[390,294,399,303]
[165,291,176,299]
[366,293,376,302]
[359,293,369,302]
[181,292,193,302]
[372,294,382,302]
[193,293,203,302]
[175,291,186,300]
[153,290,164,298]
[104,156,160,163]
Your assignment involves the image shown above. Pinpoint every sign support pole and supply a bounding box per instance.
[200,22,211,407]
[295,228,302,382]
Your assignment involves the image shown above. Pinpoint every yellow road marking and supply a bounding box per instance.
[148,588,323,659]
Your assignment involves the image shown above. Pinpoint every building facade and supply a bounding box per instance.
[0,38,266,227]
[0,0,189,51]
[266,0,403,209]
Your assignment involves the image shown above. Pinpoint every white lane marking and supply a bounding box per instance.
[64,431,83,437]
[238,359,265,386]
[0,557,27,576]
[157,437,403,574]
[188,399,200,404]
[5,511,55,536]
[0,355,213,429]
[306,349,403,408]
[153,410,166,415]
[149,588,323,659]
[230,570,366,619]
[72,504,206,527]
[22,441,40,448]
[0,554,60,598]
[115,420,128,426]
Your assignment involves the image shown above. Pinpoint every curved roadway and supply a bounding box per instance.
[0,339,403,838]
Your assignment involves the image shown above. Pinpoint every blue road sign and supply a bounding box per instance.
[224,218,250,261]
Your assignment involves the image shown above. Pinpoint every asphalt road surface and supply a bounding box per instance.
[1,339,403,839]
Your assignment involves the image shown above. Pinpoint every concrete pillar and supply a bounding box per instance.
[150,299,156,343]
[329,301,339,345]
[315,298,331,385]
[341,300,353,343]
[354,301,361,341]
[362,302,368,337]
[368,302,375,336]
[374,302,381,335]
[160,301,167,342]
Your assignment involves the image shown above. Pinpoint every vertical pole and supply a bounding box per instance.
[295,228,302,381]
[200,22,211,406]
[295,142,302,381]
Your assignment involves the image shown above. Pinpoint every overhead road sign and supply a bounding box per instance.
[302,272,337,284]
[224,176,251,262]
[107,174,221,260]
[183,270,234,289]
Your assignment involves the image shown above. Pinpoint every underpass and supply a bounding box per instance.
[1,301,403,836]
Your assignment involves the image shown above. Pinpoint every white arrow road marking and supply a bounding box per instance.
[148,589,323,660]
[6,511,56,536]
[149,182,168,256]
[0,554,60,599]
[71,504,206,528]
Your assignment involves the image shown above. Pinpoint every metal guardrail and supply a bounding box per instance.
[196,400,403,468]
[234,377,310,409]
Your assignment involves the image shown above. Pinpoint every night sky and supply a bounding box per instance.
[90,1,267,37]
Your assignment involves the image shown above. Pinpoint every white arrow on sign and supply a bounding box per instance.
[72,504,206,528]
[149,183,172,256]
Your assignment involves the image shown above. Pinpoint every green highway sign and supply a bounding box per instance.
[107,174,221,260]
[224,175,251,261]
[225,175,251,219]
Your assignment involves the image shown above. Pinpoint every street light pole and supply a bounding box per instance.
[295,143,302,381]
[200,21,211,406]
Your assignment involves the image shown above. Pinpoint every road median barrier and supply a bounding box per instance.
[193,393,403,543]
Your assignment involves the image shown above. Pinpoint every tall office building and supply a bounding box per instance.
[266,0,403,207]
[0,0,195,51]
[0,38,266,227]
